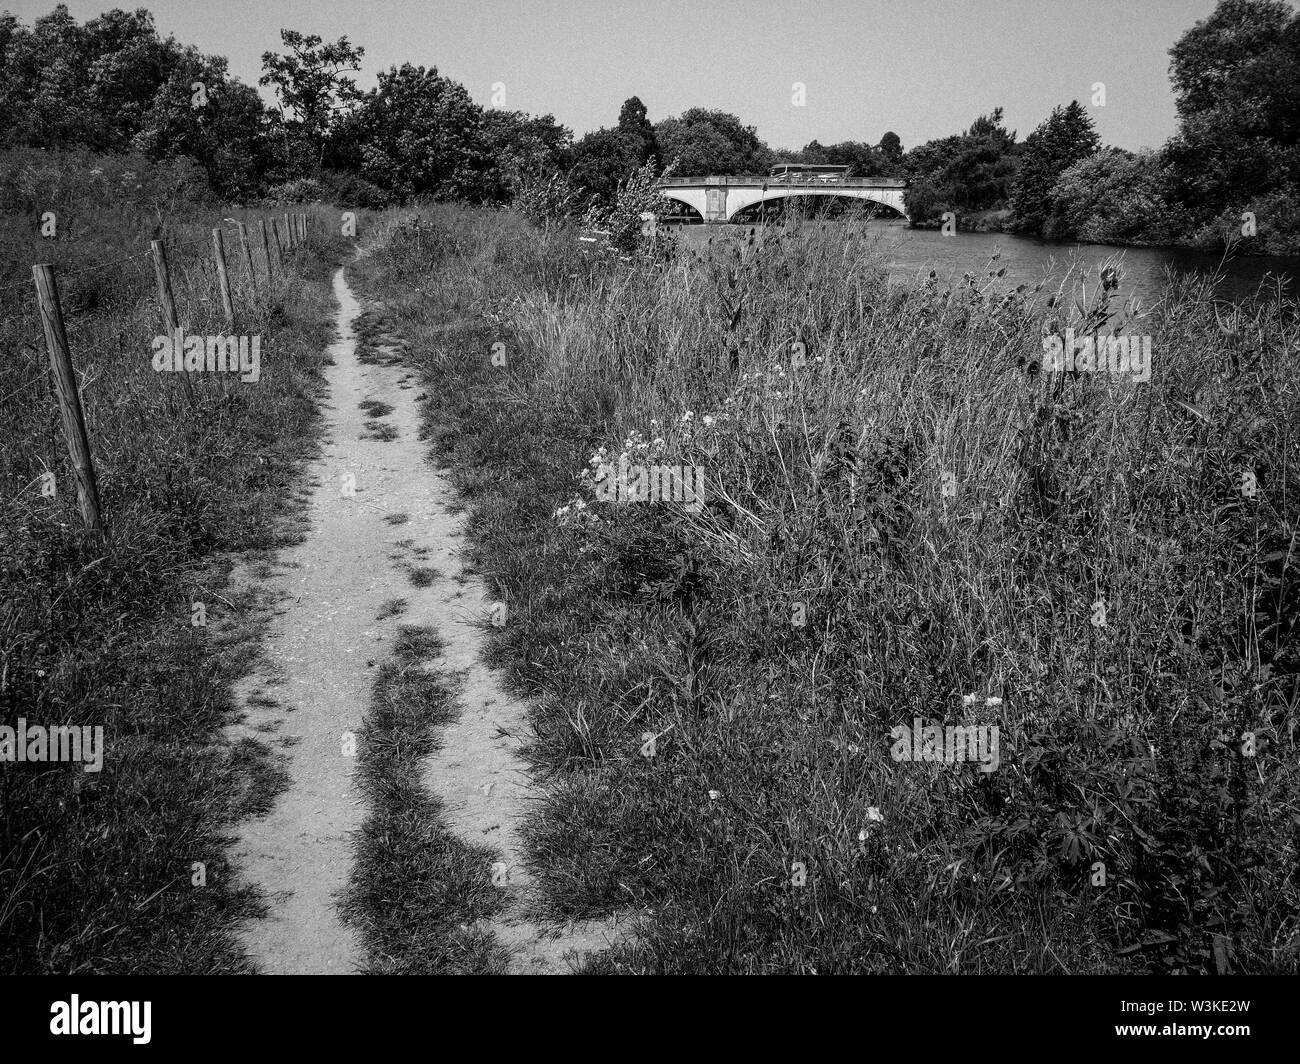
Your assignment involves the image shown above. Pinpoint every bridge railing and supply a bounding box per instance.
[656,175,907,188]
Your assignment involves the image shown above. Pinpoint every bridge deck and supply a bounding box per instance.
[658,175,907,188]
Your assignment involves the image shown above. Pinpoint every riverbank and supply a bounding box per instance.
[905,208,1300,257]
[347,204,1300,973]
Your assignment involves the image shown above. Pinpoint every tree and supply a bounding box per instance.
[966,107,1015,149]
[349,63,491,202]
[569,126,643,204]
[1010,101,1100,234]
[132,49,270,200]
[797,139,889,177]
[653,108,774,175]
[902,109,1019,223]
[879,131,903,162]
[1168,0,1292,120]
[260,30,363,172]
[1162,0,1300,215]
[0,6,272,198]
[481,109,571,200]
[1044,148,1180,243]
[0,5,180,151]
[617,95,660,166]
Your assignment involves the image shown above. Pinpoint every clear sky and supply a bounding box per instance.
[7,0,1238,152]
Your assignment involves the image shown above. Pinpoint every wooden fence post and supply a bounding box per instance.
[271,218,285,269]
[258,219,274,284]
[151,239,194,401]
[212,228,236,327]
[283,212,294,248]
[235,221,257,295]
[32,264,106,541]
[151,239,179,334]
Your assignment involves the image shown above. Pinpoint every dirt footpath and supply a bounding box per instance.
[229,266,620,974]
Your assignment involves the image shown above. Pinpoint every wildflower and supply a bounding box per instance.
[682,411,694,421]
[708,790,720,800]
[702,415,716,428]
[985,696,1003,707]
[867,806,883,822]
[962,693,980,706]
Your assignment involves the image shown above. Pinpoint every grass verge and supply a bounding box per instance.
[347,204,1299,974]
[1,148,350,972]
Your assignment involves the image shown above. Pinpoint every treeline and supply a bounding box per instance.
[2,1,1297,251]
[898,0,1300,253]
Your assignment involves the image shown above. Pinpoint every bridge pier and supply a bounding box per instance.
[704,177,728,224]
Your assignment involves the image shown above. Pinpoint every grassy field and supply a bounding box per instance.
[0,148,348,973]
[348,204,1300,974]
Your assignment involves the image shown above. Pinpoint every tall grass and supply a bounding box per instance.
[0,149,346,972]
[350,204,1299,974]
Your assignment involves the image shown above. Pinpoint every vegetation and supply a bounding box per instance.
[902,108,1020,227]
[3,0,1297,977]
[342,622,509,974]
[0,148,349,972]
[349,205,1299,973]
[3,1,1295,249]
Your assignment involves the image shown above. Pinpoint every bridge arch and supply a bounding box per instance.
[727,189,909,223]
[658,191,705,223]
[725,186,908,223]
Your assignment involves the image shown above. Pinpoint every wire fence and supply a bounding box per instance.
[2,209,326,539]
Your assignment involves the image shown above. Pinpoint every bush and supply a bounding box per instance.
[1186,187,1300,255]
[1044,149,1182,244]
[582,160,676,253]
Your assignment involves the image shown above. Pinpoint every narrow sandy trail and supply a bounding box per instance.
[229,265,620,974]
[227,267,389,973]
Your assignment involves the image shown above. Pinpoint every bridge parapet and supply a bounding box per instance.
[658,175,907,188]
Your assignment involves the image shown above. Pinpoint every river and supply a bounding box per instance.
[673,219,1300,311]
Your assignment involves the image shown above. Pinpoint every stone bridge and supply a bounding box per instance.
[655,174,910,224]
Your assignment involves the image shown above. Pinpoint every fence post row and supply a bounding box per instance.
[32,264,106,541]
[30,214,290,541]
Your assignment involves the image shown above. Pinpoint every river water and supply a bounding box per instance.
[674,219,1300,311]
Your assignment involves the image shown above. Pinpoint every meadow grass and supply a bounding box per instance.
[349,203,1300,974]
[0,149,349,972]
